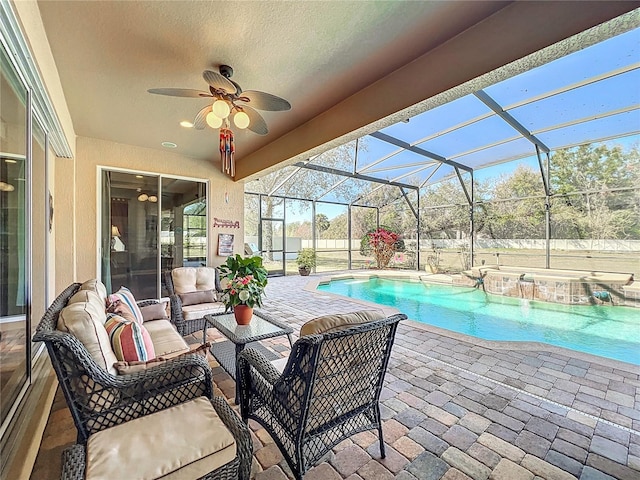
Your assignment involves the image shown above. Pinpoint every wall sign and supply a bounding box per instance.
[213,217,240,228]
[218,233,234,256]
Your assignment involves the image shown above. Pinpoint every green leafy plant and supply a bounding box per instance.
[295,248,317,269]
[218,254,268,311]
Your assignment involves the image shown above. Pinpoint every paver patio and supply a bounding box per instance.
[32,274,640,480]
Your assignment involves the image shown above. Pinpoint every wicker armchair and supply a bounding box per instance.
[238,312,405,480]
[165,266,225,337]
[36,282,252,479]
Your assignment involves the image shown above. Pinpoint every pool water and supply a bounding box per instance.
[317,278,640,365]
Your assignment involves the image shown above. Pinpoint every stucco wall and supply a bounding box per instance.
[74,136,244,282]
[11,0,76,157]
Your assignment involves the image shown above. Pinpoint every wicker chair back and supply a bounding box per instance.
[239,313,405,480]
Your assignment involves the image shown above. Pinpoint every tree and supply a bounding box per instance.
[550,143,640,239]
[478,165,545,239]
[321,213,347,239]
[244,141,360,259]
[315,213,330,235]
[420,179,471,240]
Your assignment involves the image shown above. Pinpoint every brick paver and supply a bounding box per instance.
[31,273,640,480]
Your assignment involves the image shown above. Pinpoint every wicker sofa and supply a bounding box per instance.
[34,279,252,480]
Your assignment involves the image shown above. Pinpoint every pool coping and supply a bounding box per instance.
[305,271,640,374]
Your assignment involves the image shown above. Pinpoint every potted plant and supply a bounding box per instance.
[218,254,268,324]
[295,248,316,276]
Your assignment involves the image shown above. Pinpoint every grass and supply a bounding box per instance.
[260,248,638,276]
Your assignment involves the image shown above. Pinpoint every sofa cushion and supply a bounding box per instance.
[172,267,218,295]
[107,286,144,324]
[67,289,104,307]
[57,290,118,375]
[139,302,169,322]
[79,278,108,303]
[300,310,385,336]
[113,343,209,375]
[85,396,236,480]
[144,319,190,358]
[179,289,217,306]
[182,302,226,320]
[104,314,155,362]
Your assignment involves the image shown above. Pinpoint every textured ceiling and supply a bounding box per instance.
[35,0,509,166]
[34,1,637,181]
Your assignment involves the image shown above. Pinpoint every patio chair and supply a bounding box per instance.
[237,311,405,480]
[165,266,225,337]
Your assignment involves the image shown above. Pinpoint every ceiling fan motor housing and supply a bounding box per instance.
[219,65,234,78]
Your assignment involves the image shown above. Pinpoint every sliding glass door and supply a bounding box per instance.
[101,170,207,299]
[0,44,49,434]
[0,47,28,428]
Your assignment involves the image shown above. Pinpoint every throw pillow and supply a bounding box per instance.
[300,310,386,336]
[139,302,169,322]
[179,289,217,306]
[106,299,137,323]
[113,342,209,375]
[104,313,155,362]
[107,286,144,324]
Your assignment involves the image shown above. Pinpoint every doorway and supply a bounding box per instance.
[101,170,207,298]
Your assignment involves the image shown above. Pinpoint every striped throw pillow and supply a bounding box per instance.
[107,287,144,324]
[104,314,155,362]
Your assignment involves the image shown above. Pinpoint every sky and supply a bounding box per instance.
[263,27,640,223]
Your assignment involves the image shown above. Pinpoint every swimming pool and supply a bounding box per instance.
[317,277,640,365]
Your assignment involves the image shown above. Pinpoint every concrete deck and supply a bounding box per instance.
[32,273,640,480]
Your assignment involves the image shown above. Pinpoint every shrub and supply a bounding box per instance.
[366,227,403,269]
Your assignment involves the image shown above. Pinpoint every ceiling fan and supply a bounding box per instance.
[148,65,291,135]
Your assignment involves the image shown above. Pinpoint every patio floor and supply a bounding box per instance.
[32,273,640,480]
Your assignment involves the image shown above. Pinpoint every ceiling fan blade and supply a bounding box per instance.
[193,105,212,130]
[203,70,237,94]
[241,90,291,111]
[147,88,211,98]
[242,106,269,135]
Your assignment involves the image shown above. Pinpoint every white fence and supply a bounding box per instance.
[426,239,640,252]
[247,236,640,253]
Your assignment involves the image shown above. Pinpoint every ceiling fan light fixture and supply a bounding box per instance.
[148,195,158,203]
[212,99,230,119]
[206,112,223,128]
[233,110,250,129]
[137,193,149,202]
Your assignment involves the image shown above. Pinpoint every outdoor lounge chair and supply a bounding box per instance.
[165,266,225,337]
[238,311,405,480]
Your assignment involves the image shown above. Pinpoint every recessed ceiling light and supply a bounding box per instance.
[135,175,143,179]
[4,159,17,163]
[180,121,194,128]
[161,142,178,148]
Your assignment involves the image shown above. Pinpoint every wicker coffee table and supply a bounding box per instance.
[204,310,293,403]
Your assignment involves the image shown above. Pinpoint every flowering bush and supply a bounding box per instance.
[368,228,401,269]
[218,254,268,311]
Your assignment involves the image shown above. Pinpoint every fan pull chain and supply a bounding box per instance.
[219,128,235,178]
